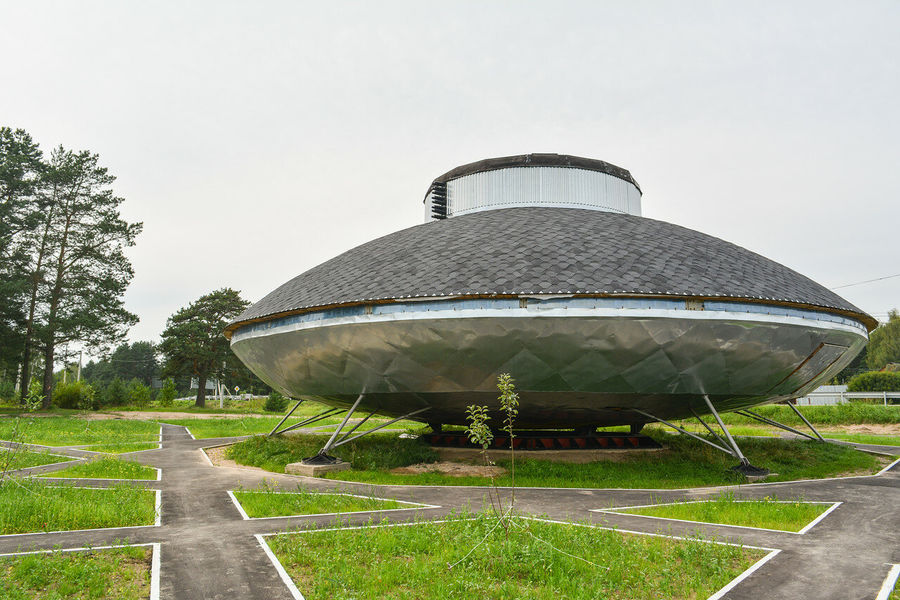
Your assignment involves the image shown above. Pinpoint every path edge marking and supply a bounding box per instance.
[255,534,305,600]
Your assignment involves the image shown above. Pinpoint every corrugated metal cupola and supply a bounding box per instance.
[423,153,642,221]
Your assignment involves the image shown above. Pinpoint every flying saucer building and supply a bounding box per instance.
[225,154,874,431]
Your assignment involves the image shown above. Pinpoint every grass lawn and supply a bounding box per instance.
[719,403,899,426]
[232,487,408,518]
[83,441,160,454]
[0,417,159,447]
[0,545,151,600]
[267,513,765,599]
[0,481,157,534]
[821,432,900,446]
[164,414,420,439]
[644,423,776,437]
[611,493,831,532]
[1,448,73,471]
[39,457,158,480]
[227,431,883,488]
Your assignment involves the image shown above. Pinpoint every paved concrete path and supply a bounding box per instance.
[1,424,898,599]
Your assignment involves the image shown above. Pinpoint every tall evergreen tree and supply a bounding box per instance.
[34,146,141,406]
[159,288,250,407]
[0,128,44,381]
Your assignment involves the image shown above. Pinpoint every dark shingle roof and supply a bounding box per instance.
[229,207,873,332]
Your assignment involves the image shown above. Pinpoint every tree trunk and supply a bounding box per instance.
[41,341,54,409]
[195,373,207,408]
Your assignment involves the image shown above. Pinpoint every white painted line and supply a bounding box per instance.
[876,564,900,600]
[706,549,782,600]
[227,489,438,521]
[592,500,842,535]
[255,534,305,600]
[876,457,900,476]
[155,489,162,526]
[796,501,841,534]
[200,447,214,467]
[156,466,162,481]
[150,542,161,600]
[184,426,196,440]
[227,490,251,520]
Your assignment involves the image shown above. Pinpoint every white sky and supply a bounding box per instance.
[2,1,898,348]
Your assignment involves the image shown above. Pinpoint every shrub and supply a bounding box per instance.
[102,378,129,406]
[157,378,177,407]
[52,381,96,410]
[127,379,151,408]
[263,391,289,412]
[846,371,900,392]
[0,380,15,402]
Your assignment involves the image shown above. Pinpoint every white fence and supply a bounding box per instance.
[795,388,900,406]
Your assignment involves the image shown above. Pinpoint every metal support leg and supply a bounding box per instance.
[631,409,736,456]
[786,403,826,442]
[268,399,303,436]
[736,409,821,441]
[320,393,365,456]
[701,395,750,466]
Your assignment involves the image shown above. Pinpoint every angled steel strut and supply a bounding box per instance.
[734,402,825,442]
[303,394,431,465]
[633,395,769,477]
[268,399,346,437]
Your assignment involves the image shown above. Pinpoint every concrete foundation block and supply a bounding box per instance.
[285,460,351,477]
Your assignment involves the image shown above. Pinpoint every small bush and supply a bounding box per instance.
[127,379,151,408]
[0,380,15,402]
[846,371,900,392]
[264,391,289,413]
[157,378,177,407]
[102,377,129,406]
[52,381,95,410]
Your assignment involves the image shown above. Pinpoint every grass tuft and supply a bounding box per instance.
[615,492,831,531]
[226,431,882,489]
[0,480,157,534]
[0,417,159,447]
[267,512,765,599]
[233,484,407,518]
[39,456,158,480]
[0,546,151,599]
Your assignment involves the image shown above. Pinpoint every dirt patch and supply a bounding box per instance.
[390,461,507,477]
[204,444,241,468]
[822,424,900,435]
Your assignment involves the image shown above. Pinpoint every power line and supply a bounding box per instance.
[830,273,900,290]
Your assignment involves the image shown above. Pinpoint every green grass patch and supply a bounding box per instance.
[166,414,420,439]
[83,441,160,454]
[0,545,151,599]
[39,457,157,480]
[0,448,72,471]
[719,403,899,426]
[821,432,900,446]
[613,493,831,532]
[645,423,776,437]
[0,480,157,534]
[0,417,159,447]
[267,513,764,599]
[233,486,407,518]
[227,431,882,488]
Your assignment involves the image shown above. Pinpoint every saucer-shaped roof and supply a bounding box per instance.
[227,207,874,335]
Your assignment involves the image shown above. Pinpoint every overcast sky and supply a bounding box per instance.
[2,1,898,348]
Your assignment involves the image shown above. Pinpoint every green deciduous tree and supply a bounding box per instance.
[81,341,160,388]
[866,309,900,371]
[159,288,250,408]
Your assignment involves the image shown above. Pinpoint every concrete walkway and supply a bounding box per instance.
[1,424,897,599]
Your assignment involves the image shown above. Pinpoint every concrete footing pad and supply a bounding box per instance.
[285,460,351,477]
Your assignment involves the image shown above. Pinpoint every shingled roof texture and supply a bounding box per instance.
[232,207,868,327]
